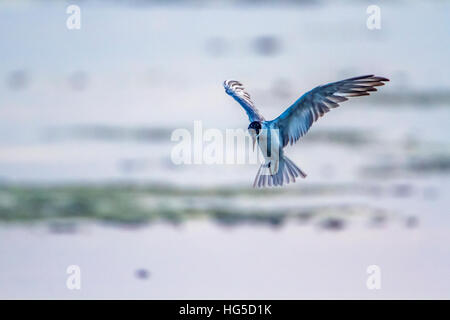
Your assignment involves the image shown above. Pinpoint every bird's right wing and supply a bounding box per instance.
[272,75,389,147]
[223,80,265,122]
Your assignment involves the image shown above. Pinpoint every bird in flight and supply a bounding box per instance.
[223,74,389,188]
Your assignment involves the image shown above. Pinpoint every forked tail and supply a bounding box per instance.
[253,155,307,188]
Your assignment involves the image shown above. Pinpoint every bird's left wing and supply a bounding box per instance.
[224,80,265,122]
[272,75,389,147]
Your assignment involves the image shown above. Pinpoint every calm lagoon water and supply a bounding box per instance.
[0,1,449,299]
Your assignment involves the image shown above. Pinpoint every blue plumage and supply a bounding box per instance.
[224,75,389,187]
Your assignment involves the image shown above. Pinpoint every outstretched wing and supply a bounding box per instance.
[223,80,265,122]
[272,75,389,147]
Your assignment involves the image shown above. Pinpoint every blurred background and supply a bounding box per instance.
[0,0,449,299]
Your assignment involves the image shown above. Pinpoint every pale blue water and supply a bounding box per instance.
[0,0,449,299]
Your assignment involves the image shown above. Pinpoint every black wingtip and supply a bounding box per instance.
[370,75,389,81]
[345,74,374,81]
[348,75,390,82]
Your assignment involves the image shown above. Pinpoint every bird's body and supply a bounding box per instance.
[255,122,281,173]
[223,75,389,187]
[251,120,307,187]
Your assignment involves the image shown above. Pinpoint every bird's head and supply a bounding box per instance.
[248,121,262,151]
